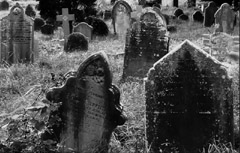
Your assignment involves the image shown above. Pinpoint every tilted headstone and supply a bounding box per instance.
[40,24,54,35]
[145,40,233,153]
[192,10,204,22]
[112,0,132,35]
[214,3,235,34]
[73,22,93,41]
[56,8,75,39]
[173,8,184,18]
[122,7,169,80]
[0,0,9,11]
[203,1,218,27]
[45,51,126,152]
[0,3,35,64]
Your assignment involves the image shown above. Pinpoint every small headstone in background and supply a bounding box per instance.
[112,0,132,35]
[173,8,184,18]
[178,14,189,21]
[192,10,204,22]
[73,22,93,41]
[214,3,235,34]
[41,24,54,35]
[152,6,167,26]
[56,26,64,40]
[0,0,9,11]
[145,40,233,153]
[65,32,88,52]
[130,5,143,24]
[0,3,35,64]
[25,4,36,18]
[45,51,126,153]
[203,1,218,27]
[85,16,109,37]
[34,17,45,31]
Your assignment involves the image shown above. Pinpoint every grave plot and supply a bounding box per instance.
[145,40,233,153]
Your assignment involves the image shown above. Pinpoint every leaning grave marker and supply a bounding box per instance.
[145,40,233,153]
[122,7,169,80]
[45,51,126,152]
[203,1,218,27]
[73,22,93,41]
[0,3,35,64]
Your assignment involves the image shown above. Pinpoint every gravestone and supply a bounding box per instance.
[0,0,9,11]
[73,22,93,41]
[174,8,184,18]
[65,32,88,52]
[140,7,167,26]
[145,40,233,153]
[130,5,143,24]
[112,0,132,35]
[56,8,75,39]
[203,1,218,27]
[214,3,235,34]
[152,6,167,27]
[178,14,189,21]
[192,10,204,22]
[122,7,169,80]
[45,51,126,153]
[40,24,54,35]
[0,3,35,64]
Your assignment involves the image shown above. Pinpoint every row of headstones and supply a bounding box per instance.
[41,39,234,152]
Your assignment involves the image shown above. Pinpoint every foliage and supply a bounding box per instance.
[25,4,36,18]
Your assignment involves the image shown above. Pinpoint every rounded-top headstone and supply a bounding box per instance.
[203,1,218,27]
[34,17,45,31]
[178,14,189,21]
[85,16,109,37]
[174,8,184,18]
[0,0,9,10]
[65,32,88,52]
[192,10,204,22]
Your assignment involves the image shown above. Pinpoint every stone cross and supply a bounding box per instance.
[57,8,75,39]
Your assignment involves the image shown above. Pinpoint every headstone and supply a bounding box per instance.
[73,22,93,41]
[122,7,169,80]
[56,8,75,39]
[0,0,9,11]
[0,3,35,64]
[45,51,126,153]
[152,6,167,27]
[130,5,143,23]
[214,3,235,34]
[178,14,189,21]
[40,24,54,35]
[145,40,233,153]
[65,32,88,52]
[173,8,184,18]
[203,1,218,27]
[85,16,109,37]
[112,0,132,34]
[192,10,204,22]
[56,26,64,40]
[34,17,45,31]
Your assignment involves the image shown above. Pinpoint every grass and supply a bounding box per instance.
[0,3,239,153]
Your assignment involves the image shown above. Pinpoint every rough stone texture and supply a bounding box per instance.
[145,40,233,153]
[192,10,204,22]
[214,3,235,34]
[122,9,169,80]
[0,3,34,64]
[73,22,93,41]
[34,17,45,31]
[111,0,132,35]
[0,0,9,10]
[65,32,88,52]
[40,24,54,35]
[203,1,218,27]
[152,6,168,26]
[178,14,189,21]
[173,8,184,18]
[45,51,126,153]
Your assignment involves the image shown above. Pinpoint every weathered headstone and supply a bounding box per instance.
[112,0,132,35]
[145,40,233,153]
[178,14,189,21]
[40,24,54,35]
[214,3,235,34]
[56,8,75,39]
[73,22,93,41]
[152,6,167,27]
[192,10,204,22]
[122,7,169,80]
[65,32,88,52]
[0,3,35,64]
[203,1,218,27]
[140,7,167,26]
[130,5,143,24]
[45,51,126,153]
[174,8,184,18]
[0,0,9,11]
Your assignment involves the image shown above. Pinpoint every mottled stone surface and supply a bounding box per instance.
[145,40,233,153]
[215,3,235,34]
[46,51,126,153]
[0,3,34,64]
[73,22,93,41]
[203,1,218,27]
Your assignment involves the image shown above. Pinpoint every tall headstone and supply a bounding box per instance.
[45,51,126,152]
[73,22,93,41]
[56,8,75,39]
[152,6,167,27]
[214,3,235,34]
[145,40,233,153]
[0,3,35,64]
[122,7,169,80]
[112,0,132,35]
[203,1,218,27]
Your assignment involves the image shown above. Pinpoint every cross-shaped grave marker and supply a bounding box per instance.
[57,8,75,39]
[131,5,143,22]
